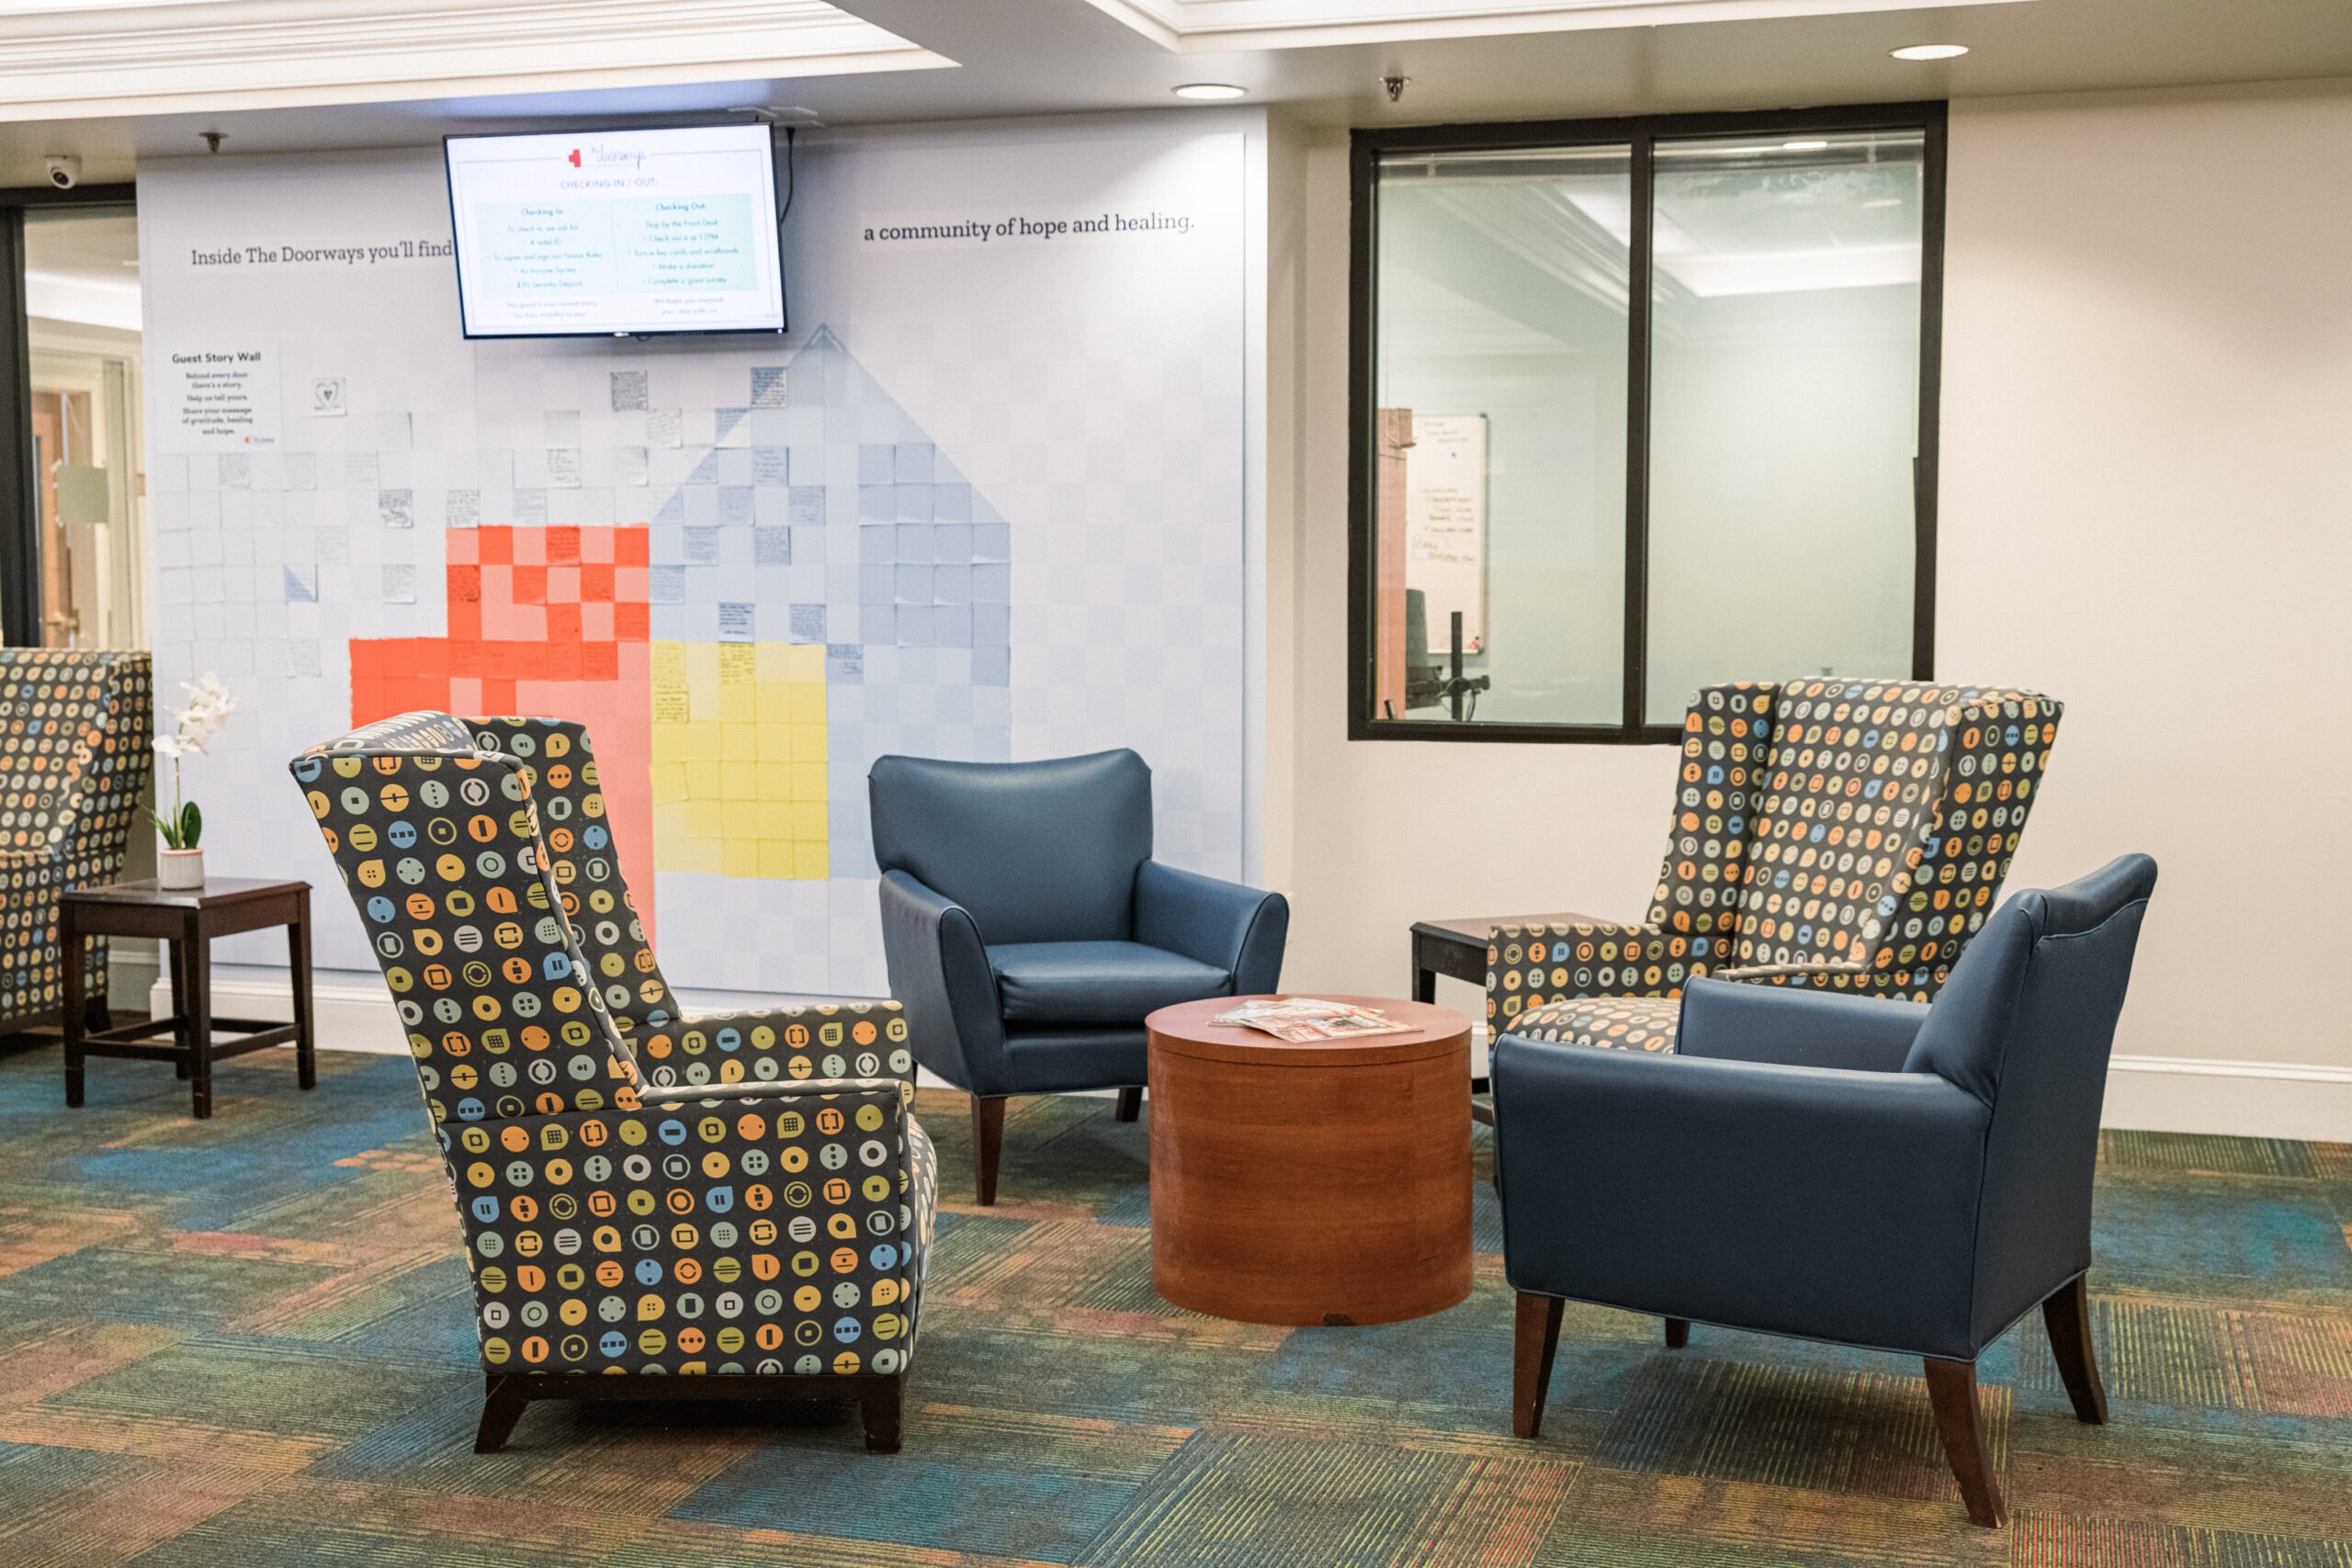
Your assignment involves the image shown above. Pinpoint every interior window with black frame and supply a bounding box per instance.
[1350,106,1944,743]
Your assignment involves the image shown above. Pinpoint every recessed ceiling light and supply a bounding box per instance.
[1173,83,1246,101]
[1782,140,1830,152]
[1891,43,1969,61]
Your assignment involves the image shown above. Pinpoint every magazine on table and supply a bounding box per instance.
[1212,998,1410,1043]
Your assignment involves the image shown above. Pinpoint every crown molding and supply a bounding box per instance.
[1080,0,2031,52]
[0,0,951,122]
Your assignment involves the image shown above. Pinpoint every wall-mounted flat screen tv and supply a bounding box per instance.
[445,123,786,339]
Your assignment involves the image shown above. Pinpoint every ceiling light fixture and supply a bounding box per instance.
[1782,139,1830,152]
[1172,83,1246,101]
[1890,43,1969,61]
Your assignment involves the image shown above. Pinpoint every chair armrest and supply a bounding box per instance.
[636,1076,907,1106]
[1676,976,1930,1072]
[1486,917,1680,1032]
[1491,1037,1990,1359]
[1133,861,1288,992]
[1713,959,1871,983]
[448,1088,927,1376]
[623,1001,916,1096]
[877,869,1008,1095]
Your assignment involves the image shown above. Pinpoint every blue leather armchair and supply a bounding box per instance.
[870,749,1288,1203]
[1494,855,2158,1527]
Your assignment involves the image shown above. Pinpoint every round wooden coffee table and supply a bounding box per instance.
[1146,994,1473,1326]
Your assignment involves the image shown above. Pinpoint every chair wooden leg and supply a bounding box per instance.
[1114,1086,1143,1122]
[972,1095,1006,1206]
[2042,1273,2108,1425]
[1923,1358,2006,1528]
[474,1376,530,1454]
[1511,1292,1565,1439]
[861,1377,905,1454]
[1664,1317,1690,1348]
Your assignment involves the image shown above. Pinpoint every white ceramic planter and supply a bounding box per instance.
[158,847,206,891]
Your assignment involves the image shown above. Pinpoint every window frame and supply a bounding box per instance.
[1346,101,1947,744]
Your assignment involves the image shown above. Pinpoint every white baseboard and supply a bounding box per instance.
[2103,1054,2352,1143]
[108,946,162,1013]
[152,974,2350,1143]
[1466,1022,2347,1143]
[149,965,408,1054]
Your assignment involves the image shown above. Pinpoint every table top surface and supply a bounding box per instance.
[1412,911,1610,943]
[65,876,310,910]
[1145,994,1472,1067]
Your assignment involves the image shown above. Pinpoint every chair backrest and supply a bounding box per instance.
[868,749,1152,946]
[1902,853,2158,1344]
[466,716,679,1035]
[1646,678,2060,1000]
[289,710,642,1124]
[0,649,153,880]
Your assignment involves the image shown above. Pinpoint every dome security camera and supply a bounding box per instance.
[44,155,80,190]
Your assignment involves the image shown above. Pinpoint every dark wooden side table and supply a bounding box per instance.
[62,877,316,1120]
[1147,994,1472,1326]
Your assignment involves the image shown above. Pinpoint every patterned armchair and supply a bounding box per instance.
[1,650,153,1035]
[1488,679,2061,1055]
[290,711,934,1454]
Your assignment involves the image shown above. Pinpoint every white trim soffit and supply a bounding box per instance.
[1080,0,2033,52]
[0,0,950,122]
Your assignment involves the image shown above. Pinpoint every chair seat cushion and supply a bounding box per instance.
[1510,994,1681,1054]
[989,941,1232,1027]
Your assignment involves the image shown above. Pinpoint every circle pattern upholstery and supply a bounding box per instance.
[0,650,153,1029]
[291,709,932,1378]
[1489,680,2062,1052]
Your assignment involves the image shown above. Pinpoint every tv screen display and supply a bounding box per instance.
[445,123,786,338]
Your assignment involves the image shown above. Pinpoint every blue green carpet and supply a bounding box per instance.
[1,1046,2348,1565]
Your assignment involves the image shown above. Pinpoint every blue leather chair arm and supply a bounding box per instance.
[1491,1036,1992,1359]
[1676,976,1932,1072]
[877,869,1009,1094]
[1133,860,1289,994]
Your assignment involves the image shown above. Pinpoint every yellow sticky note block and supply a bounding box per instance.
[650,641,832,882]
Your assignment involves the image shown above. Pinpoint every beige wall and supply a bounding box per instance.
[1270,81,2352,1084]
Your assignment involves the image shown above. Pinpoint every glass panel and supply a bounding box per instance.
[1372,145,1631,727]
[1644,130,1922,721]
[24,207,146,650]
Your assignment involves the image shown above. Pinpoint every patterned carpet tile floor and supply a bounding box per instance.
[0,1045,2347,1566]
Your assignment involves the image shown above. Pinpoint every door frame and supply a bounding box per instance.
[1,181,137,648]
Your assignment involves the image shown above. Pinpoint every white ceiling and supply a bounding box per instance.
[1,0,2347,187]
